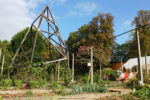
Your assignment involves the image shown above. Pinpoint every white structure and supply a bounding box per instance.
[118,56,150,80]
[122,56,150,70]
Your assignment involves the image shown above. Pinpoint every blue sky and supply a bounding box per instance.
[0,0,150,44]
[35,0,150,44]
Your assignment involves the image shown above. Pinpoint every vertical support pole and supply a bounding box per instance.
[57,61,60,82]
[72,53,74,82]
[90,47,93,85]
[1,55,5,75]
[68,52,70,68]
[136,29,143,85]
[121,57,123,72]
[100,63,102,80]
[30,30,38,64]
[145,55,148,75]
[0,48,1,61]
[10,27,31,66]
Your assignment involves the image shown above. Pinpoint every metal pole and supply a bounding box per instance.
[72,53,74,82]
[91,47,93,84]
[136,29,143,85]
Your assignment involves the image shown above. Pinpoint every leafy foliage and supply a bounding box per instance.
[30,80,38,89]
[14,80,22,89]
[38,79,47,88]
[71,84,108,94]
[129,10,150,57]
[66,13,114,74]
[1,79,12,89]
[132,86,150,99]
[102,69,118,81]
[51,81,59,89]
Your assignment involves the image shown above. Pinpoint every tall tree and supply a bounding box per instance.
[66,13,114,74]
[130,10,150,56]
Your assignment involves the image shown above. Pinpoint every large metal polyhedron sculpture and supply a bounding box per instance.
[10,6,68,68]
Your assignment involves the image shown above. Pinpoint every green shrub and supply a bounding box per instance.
[71,84,107,94]
[38,79,47,88]
[132,86,150,99]
[1,79,12,89]
[120,94,136,100]
[30,80,38,89]
[26,90,33,97]
[0,96,3,100]
[93,73,99,83]
[14,80,22,89]
[102,69,117,81]
[51,81,59,89]
[81,76,88,84]
[126,78,138,88]
[98,80,109,85]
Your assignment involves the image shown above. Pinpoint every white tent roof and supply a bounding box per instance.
[123,56,150,69]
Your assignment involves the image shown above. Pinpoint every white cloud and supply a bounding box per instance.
[66,11,83,17]
[48,0,66,7]
[75,2,97,15]
[0,0,45,41]
[66,1,97,17]
[123,19,132,26]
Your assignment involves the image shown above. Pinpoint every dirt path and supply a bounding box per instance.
[1,87,132,100]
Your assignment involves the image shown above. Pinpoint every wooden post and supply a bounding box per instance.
[68,52,70,68]
[55,62,57,81]
[91,47,93,84]
[121,57,123,72]
[145,55,148,75]
[136,29,143,85]
[72,53,74,82]
[0,48,1,61]
[57,61,60,82]
[1,55,5,75]
[100,63,102,80]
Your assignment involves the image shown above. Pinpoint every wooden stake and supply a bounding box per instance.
[68,52,70,68]
[1,55,5,75]
[0,48,1,61]
[145,55,148,75]
[136,29,143,85]
[100,63,102,80]
[72,53,74,82]
[57,61,60,82]
[91,47,93,85]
